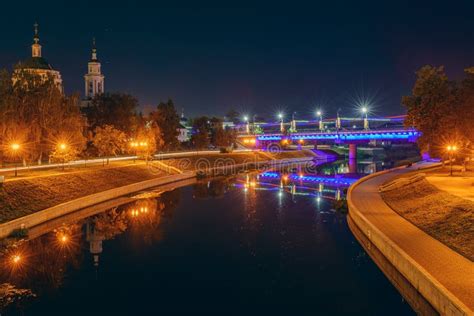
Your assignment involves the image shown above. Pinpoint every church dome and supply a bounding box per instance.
[19,56,54,70]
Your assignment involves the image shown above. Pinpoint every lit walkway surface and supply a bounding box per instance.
[348,163,474,315]
[426,175,474,202]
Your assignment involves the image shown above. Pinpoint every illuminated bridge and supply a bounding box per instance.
[235,115,420,157]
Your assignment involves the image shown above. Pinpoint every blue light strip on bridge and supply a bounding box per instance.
[260,172,357,186]
[256,130,420,141]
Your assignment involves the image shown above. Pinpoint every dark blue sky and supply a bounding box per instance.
[1,1,473,118]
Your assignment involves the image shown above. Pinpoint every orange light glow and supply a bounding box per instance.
[59,143,67,150]
[11,254,21,264]
[282,175,289,181]
[298,139,304,144]
[60,234,68,243]
[446,145,458,152]
[10,143,20,151]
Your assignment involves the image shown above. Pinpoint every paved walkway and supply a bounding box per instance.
[349,162,474,314]
[426,175,474,202]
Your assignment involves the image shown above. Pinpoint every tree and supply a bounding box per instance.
[83,93,139,134]
[92,125,128,165]
[209,117,236,147]
[129,122,163,160]
[456,68,474,154]
[402,65,457,157]
[225,109,240,123]
[0,68,86,165]
[191,116,210,149]
[149,99,180,150]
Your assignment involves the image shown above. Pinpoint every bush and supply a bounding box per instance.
[394,160,413,167]
[8,228,28,239]
[219,147,233,153]
[196,170,207,179]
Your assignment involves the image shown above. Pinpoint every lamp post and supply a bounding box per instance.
[243,116,249,134]
[130,141,149,164]
[336,108,341,131]
[59,143,67,171]
[446,145,458,176]
[278,113,284,133]
[10,143,20,177]
[361,107,369,130]
[291,112,297,132]
[316,110,323,131]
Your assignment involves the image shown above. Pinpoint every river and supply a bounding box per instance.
[0,159,428,315]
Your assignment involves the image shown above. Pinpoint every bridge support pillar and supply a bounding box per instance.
[348,143,357,160]
[348,143,357,174]
[348,157,357,174]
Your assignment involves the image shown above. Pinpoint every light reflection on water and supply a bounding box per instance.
[0,160,417,315]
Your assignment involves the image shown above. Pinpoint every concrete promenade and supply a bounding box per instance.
[348,162,474,315]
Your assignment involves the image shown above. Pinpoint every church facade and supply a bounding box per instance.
[14,23,105,101]
[84,38,105,100]
[14,23,63,91]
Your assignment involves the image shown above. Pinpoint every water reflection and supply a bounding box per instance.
[0,190,181,312]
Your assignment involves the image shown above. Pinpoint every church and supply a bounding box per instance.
[14,23,105,101]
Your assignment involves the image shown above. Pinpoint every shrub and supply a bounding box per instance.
[8,228,29,239]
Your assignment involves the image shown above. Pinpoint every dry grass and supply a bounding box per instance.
[0,164,165,223]
[382,178,474,261]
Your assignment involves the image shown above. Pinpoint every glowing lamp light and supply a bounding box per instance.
[59,143,67,150]
[243,116,249,122]
[316,110,322,117]
[361,107,368,114]
[59,234,69,244]
[11,254,21,264]
[278,113,283,119]
[11,143,20,151]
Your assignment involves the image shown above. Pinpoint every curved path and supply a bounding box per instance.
[348,163,474,315]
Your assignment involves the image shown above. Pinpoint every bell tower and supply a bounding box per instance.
[31,22,42,57]
[84,38,105,99]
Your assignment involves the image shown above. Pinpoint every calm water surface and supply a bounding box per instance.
[1,160,416,315]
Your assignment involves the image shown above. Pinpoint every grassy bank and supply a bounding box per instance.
[381,176,474,261]
[0,150,314,224]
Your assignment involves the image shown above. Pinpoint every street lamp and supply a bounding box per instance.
[291,112,297,132]
[278,113,284,132]
[336,108,341,131]
[243,115,250,134]
[58,143,68,171]
[316,110,323,131]
[361,107,369,130]
[446,145,458,176]
[130,140,149,163]
[10,143,21,177]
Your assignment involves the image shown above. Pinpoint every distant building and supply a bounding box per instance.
[84,38,105,101]
[178,109,192,142]
[13,23,63,91]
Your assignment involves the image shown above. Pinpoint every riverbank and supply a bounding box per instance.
[0,150,315,224]
[381,170,474,261]
[348,162,474,315]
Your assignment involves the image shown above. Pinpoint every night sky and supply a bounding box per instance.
[1,1,473,118]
